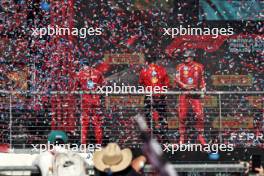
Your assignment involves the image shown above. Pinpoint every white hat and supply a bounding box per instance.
[93,143,133,173]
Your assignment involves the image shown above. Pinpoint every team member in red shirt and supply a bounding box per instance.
[75,62,109,144]
[139,61,170,139]
[175,50,206,145]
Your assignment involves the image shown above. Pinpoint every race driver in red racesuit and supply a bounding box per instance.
[75,62,110,144]
[139,62,170,141]
[175,50,206,145]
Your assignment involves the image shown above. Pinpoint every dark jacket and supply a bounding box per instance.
[94,166,143,176]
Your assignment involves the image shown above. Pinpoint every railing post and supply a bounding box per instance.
[80,92,83,143]
[218,93,222,143]
[261,96,264,148]
[150,93,153,139]
[9,94,12,150]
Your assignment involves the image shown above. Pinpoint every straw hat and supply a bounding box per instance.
[93,143,132,173]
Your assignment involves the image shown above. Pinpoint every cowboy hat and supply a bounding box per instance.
[93,143,133,173]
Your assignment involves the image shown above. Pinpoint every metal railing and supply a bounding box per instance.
[0,163,248,176]
[0,90,263,149]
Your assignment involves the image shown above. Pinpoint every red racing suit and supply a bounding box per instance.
[75,66,105,144]
[175,61,206,143]
[139,63,170,92]
[139,64,170,130]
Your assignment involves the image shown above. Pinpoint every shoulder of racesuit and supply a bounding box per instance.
[176,63,185,69]
[193,62,204,70]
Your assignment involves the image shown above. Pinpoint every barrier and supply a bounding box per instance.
[0,163,248,175]
[0,90,263,149]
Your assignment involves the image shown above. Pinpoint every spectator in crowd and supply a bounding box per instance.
[32,130,88,176]
[93,143,146,176]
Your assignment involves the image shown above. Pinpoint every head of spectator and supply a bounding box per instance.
[93,143,146,176]
[48,130,68,145]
